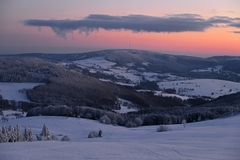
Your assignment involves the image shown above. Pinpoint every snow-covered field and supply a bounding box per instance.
[0,115,239,160]
[158,79,240,98]
[0,82,42,102]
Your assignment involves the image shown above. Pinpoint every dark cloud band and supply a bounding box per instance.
[24,14,240,36]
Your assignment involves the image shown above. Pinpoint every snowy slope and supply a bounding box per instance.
[74,57,116,70]
[158,79,240,98]
[0,115,239,160]
[73,56,188,86]
[0,82,42,102]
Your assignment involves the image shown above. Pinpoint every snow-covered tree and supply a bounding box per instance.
[0,127,8,143]
[37,124,51,141]
[99,115,111,124]
[40,124,50,137]
[2,126,6,134]
[182,119,186,128]
[7,126,15,142]
[24,128,28,141]
[15,125,23,142]
[23,128,32,142]
[0,125,33,143]
[28,128,33,142]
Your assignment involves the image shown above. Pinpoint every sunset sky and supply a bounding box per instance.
[0,0,240,56]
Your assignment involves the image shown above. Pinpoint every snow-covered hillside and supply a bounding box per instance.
[74,57,116,70]
[72,56,240,99]
[0,82,42,102]
[158,79,240,98]
[73,57,188,86]
[0,115,239,160]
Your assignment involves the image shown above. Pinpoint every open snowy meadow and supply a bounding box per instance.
[0,83,42,102]
[0,114,239,160]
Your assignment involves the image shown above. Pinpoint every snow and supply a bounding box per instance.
[160,73,189,82]
[99,79,135,87]
[0,82,42,102]
[2,110,26,117]
[154,91,189,100]
[143,72,159,81]
[109,68,141,84]
[114,106,138,113]
[74,57,142,85]
[99,78,112,82]
[73,57,190,87]
[126,62,135,67]
[115,82,135,87]
[0,115,239,160]
[136,89,153,92]
[142,62,150,66]
[136,90,189,100]
[158,79,240,98]
[74,57,116,70]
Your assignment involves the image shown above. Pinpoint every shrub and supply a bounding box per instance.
[23,128,33,142]
[99,115,111,124]
[157,125,170,132]
[134,117,143,126]
[51,135,58,141]
[88,131,99,138]
[61,135,70,141]
[125,121,137,128]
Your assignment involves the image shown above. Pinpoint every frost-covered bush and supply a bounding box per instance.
[99,115,111,124]
[134,117,143,127]
[88,131,100,138]
[157,125,170,132]
[115,114,126,126]
[51,135,58,141]
[125,121,137,128]
[61,135,70,141]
